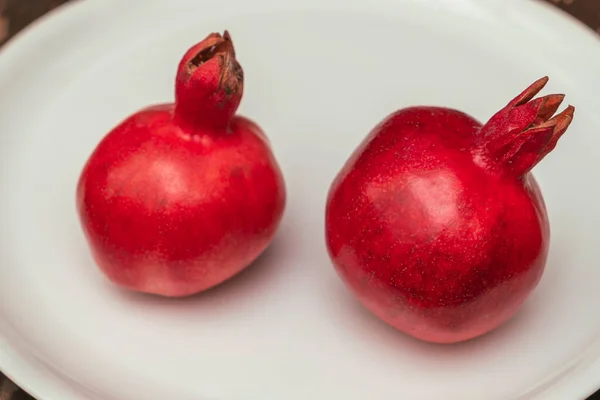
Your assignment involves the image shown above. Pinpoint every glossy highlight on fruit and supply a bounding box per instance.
[77,31,286,297]
[325,77,574,343]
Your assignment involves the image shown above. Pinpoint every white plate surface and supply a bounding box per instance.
[2,0,600,399]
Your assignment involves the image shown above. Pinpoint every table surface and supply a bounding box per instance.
[0,0,599,399]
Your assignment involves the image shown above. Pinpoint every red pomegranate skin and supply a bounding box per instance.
[77,32,286,297]
[325,77,574,343]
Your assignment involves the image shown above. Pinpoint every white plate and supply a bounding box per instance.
[2,0,600,399]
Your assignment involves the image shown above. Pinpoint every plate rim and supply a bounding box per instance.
[1,0,600,399]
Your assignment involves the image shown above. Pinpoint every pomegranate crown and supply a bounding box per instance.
[479,77,574,177]
[174,31,244,131]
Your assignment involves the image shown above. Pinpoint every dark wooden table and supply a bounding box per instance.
[0,0,599,399]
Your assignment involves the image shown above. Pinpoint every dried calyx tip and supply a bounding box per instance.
[557,105,575,129]
[534,104,575,135]
[508,76,573,133]
[188,30,235,70]
[522,78,574,134]
[511,76,549,107]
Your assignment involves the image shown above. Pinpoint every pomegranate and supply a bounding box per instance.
[77,31,286,297]
[325,77,574,343]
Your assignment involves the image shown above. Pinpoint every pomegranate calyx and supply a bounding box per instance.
[479,77,575,177]
[174,30,244,132]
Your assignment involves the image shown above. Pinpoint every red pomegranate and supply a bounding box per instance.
[77,31,286,297]
[325,77,574,343]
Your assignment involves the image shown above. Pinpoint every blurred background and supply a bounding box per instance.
[0,0,599,399]
[0,0,598,46]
